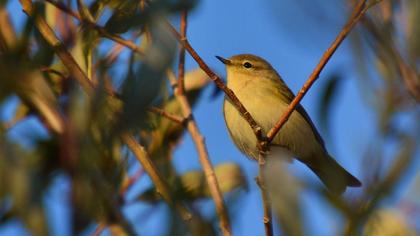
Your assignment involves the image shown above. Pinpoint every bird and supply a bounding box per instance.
[217,54,361,194]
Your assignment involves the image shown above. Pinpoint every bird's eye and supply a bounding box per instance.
[243,62,252,68]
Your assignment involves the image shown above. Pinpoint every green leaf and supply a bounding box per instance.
[406,0,420,61]
[363,209,417,236]
[137,162,247,202]
[116,20,176,133]
[104,0,140,34]
[318,73,342,134]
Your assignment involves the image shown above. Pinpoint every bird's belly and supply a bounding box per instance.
[223,93,319,161]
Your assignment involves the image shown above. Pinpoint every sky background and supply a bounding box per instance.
[1,0,419,235]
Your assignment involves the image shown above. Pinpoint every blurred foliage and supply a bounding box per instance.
[0,0,419,235]
[0,0,238,235]
[363,209,417,236]
[318,72,343,135]
[139,163,247,201]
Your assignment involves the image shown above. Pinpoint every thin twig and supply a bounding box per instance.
[93,168,145,235]
[92,223,105,236]
[121,134,192,220]
[20,0,192,222]
[94,166,144,235]
[43,0,145,55]
[20,0,95,94]
[167,71,233,236]
[177,10,187,95]
[266,0,370,143]
[147,106,184,124]
[256,154,273,236]
[119,168,145,197]
[168,12,233,233]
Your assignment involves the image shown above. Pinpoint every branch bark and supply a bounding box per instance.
[177,10,188,95]
[257,155,273,236]
[167,69,232,235]
[166,22,264,143]
[266,0,369,143]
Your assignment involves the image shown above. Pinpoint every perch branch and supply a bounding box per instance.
[266,0,371,143]
[166,22,264,143]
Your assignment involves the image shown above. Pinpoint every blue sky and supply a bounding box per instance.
[1,0,419,235]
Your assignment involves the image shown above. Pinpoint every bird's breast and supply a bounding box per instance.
[223,78,323,161]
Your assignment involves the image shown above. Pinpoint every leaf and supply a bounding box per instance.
[363,209,417,236]
[104,0,141,34]
[318,73,342,134]
[104,0,198,35]
[17,71,64,133]
[0,8,17,50]
[406,0,420,61]
[137,162,247,202]
[0,45,63,133]
[144,68,211,177]
[116,19,176,133]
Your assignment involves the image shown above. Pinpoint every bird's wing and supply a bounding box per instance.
[274,76,327,151]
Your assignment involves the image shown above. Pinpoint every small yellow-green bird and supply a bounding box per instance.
[217,54,361,194]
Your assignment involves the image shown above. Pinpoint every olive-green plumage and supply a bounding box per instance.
[218,54,361,194]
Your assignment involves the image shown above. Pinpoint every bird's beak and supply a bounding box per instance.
[215,56,231,65]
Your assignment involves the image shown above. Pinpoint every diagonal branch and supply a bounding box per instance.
[147,106,184,124]
[166,22,264,143]
[266,0,371,143]
[43,0,145,55]
[167,69,232,235]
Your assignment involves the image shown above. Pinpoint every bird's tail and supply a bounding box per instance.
[308,155,361,194]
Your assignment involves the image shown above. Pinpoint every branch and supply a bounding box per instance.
[20,0,95,95]
[266,0,370,143]
[167,71,233,236]
[121,134,192,220]
[166,21,264,143]
[256,155,273,236]
[177,10,188,95]
[20,0,192,222]
[43,0,145,55]
[166,11,234,234]
[147,106,184,124]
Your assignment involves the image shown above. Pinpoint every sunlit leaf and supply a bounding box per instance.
[406,0,420,61]
[104,0,139,34]
[363,209,416,236]
[138,162,247,202]
[0,8,17,50]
